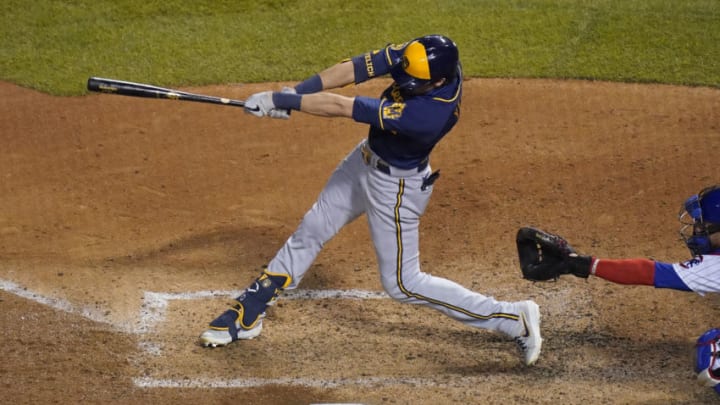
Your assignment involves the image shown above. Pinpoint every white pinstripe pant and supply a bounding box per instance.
[267,140,525,336]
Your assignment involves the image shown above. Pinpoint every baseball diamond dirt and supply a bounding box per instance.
[0,78,718,404]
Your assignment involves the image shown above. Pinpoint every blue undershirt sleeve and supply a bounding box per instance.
[654,261,692,291]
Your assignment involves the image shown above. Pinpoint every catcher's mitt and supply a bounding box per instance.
[516,227,576,281]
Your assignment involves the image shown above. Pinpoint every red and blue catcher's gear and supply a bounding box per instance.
[594,184,720,292]
[680,185,720,256]
[695,328,720,395]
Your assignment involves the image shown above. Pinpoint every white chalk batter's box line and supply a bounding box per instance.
[1,278,523,389]
[2,278,446,389]
[0,278,389,335]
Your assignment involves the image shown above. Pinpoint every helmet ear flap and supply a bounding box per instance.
[390,61,430,93]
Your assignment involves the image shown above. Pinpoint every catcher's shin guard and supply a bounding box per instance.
[695,328,720,392]
[201,269,292,347]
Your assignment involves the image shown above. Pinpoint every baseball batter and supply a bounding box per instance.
[517,184,720,393]
[199,34,543,366]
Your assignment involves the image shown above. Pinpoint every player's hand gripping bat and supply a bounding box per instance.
[87,77,246,108]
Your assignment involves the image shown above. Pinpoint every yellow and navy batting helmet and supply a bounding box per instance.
[391,34,459,93]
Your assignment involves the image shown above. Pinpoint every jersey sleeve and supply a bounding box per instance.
[351,42,408,84]
[655,261,692,291]
[351,96,383,125]
[668,255,720,295]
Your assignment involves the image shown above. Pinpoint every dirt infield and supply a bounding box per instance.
[1,78,718,404]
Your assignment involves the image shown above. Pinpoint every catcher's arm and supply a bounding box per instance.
[516,227,594,281]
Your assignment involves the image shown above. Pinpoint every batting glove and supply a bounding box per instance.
[244,91,275,117]
[268,109,290,119]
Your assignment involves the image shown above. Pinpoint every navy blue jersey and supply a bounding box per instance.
[350,42,462,169]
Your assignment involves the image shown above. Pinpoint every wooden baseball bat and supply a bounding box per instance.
[87,77,246,108]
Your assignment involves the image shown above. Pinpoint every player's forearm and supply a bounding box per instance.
[272,92,354,118]
[317,60,356,90]
[295,60,355,94]
[299,93,354,117]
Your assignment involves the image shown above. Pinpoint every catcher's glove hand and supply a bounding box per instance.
[516,227,591,281]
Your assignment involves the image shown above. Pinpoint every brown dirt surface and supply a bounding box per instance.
[0,78,718,404]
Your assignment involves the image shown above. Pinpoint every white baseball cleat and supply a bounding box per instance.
[514,300,542,366]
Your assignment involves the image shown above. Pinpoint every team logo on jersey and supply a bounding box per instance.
[382,102,405,120]
[680,256,704,269]
[389,42,408,51]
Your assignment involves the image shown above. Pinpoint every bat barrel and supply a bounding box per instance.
[87,77,245,107]
[87,77,176,99]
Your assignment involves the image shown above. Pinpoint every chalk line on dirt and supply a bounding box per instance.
[0,278,389,334]
[132,375,489,389]
[0,277,525,389]
[0,278,117,328]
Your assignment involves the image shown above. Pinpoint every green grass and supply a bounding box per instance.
[1,0,718,95]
